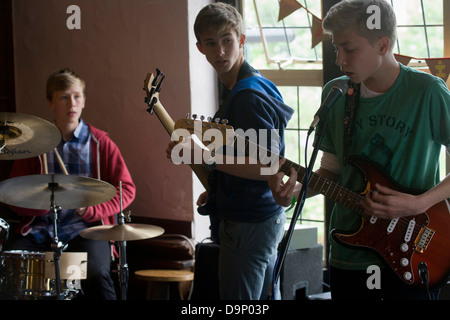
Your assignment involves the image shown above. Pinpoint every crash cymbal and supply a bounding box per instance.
[80,223,164,241]
[0,174,116,210]
[0,112,61,160]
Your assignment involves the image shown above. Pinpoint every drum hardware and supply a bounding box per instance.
[0,174,115,299]
[48,178,65,300]
[81,182,165,300]
[0,218,9,252]
[117,181,129,300]
[44,252,87,300]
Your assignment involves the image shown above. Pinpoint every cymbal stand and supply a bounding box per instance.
[48,180,65,300]
[117,182,129,300]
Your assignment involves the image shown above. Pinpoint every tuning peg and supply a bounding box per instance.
[214,118,220,124]
[186,113,190,119]
[192,114,197,120]
[221,119,228,125]
[200,115,205,121]
[207,117,212,122]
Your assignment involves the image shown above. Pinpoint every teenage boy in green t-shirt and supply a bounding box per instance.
[269,0,450,300]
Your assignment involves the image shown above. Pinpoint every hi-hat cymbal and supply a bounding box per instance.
[80,223,164,241]
[0,112,61,160]
[0,174,116,210]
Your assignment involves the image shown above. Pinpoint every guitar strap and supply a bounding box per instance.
[214,67,260,120]
[343,81,361,165]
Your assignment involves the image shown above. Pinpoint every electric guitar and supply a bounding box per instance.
[175,117,450,289]
[143,69,210,189]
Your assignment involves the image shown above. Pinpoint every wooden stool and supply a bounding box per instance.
[134,269,194,300]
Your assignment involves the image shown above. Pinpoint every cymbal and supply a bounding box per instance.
[80,223,164,241]
[0,174,116,210]
[0,112,61,160]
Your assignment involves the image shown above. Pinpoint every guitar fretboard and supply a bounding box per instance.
[279,159,365,215]
[231,133,365,216]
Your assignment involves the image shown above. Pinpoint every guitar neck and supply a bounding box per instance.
[234,134,364,214]
[151,98,175,135]
[278,158,365,215]
[150,99,211,190]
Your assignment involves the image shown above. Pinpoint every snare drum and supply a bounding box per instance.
[0,250,46,298]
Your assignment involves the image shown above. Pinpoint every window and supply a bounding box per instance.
[242,0,448,253]
[243,0,326,246]
[392,0,443,59]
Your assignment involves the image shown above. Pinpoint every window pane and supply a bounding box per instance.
[392,0,443,58]
[427,26,444,57]
[396,27,428,57]
[392,0,424,25]
[243,0,322,69]
[423,0,443,24]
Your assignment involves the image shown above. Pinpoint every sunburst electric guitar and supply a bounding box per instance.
[175,117,450,289]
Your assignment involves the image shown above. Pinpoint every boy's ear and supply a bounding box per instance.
[239,34,246,48]
[378,36,390,56]
[196,41,204,54]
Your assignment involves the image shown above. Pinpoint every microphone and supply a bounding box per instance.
[309,80,349,132]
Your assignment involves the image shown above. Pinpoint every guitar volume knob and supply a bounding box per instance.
[403,272,412,281]
[400,258,409,267]
[400,243,409,252]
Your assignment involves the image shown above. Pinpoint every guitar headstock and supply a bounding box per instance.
[143,69,165,114]
[174,115,235,147]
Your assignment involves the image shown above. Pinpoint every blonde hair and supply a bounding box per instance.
[194,2,243,42]
[46,68,86,101]
[323,0,397,50]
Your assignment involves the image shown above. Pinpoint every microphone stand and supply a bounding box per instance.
[270,117,328,300]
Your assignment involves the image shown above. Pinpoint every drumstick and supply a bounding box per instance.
[53,147,69,175]
[42,153,48,174]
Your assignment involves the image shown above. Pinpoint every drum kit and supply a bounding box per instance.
[0,112,164,300]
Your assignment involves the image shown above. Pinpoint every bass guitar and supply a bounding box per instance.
[143,69,210,189]
[175,117,450,289]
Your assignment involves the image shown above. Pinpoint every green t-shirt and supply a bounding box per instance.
[319,64,450,270]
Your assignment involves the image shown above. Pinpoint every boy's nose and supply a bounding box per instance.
[216,44,225,56]
[335,51,346,67]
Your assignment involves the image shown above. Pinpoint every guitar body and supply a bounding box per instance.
[332,157,450,289]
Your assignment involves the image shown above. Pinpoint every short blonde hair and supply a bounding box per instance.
[323,0,397,50]
[194,2,243,43]
[46,68,86,101]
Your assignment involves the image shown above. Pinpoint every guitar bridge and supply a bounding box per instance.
[414,226,435,253]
